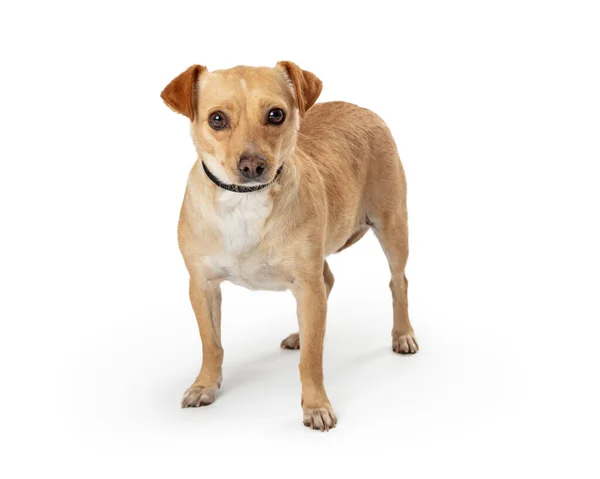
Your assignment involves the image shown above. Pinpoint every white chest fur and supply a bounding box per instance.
[213,189,272,253]
[203,189,287,291]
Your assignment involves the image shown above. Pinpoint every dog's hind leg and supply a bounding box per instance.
[370,209,418,354]
[280,260,334,350]
[362,126,418,354]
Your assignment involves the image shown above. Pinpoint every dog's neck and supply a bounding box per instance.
[187,156,297,255]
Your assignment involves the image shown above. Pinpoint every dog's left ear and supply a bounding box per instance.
[277,61,322,117]
[161,65,207,121]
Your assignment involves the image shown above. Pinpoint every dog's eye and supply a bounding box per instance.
[209,111,228,130]
[267,108,285,125]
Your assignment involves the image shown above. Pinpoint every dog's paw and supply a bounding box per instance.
[280,332,300,350]
[181,385,218,408]
[303,405,337,431]
[392,332,419,354]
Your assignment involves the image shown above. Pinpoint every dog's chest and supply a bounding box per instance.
[204,191,288,291]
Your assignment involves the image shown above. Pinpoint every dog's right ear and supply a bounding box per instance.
[160,65,206,121]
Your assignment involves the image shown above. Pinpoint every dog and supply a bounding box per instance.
[161,62,418,431]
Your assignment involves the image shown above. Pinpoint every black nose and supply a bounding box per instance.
[238,154,265,180]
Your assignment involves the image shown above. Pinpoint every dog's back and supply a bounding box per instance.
[298,101,407,256]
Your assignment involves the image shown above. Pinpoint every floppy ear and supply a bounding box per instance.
[160,65,206,121]
[277,61,322,117]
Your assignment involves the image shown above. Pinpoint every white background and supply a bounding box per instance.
[1,0,599,477]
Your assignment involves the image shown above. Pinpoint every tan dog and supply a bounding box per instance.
[161,62,418,431]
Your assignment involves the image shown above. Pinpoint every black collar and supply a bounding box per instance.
[201,162,283,193]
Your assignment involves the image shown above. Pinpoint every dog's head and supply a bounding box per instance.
[161,62,322,186]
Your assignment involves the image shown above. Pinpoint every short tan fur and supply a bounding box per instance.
[161,62,418,431]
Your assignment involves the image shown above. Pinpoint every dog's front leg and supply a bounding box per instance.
[181,276,223,408]
[293,275,337,431]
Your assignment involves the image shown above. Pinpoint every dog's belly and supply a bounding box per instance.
[205,253,289,291]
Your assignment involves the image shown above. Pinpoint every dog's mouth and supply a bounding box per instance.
[203,162,283,193]
[237,168,276,186]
